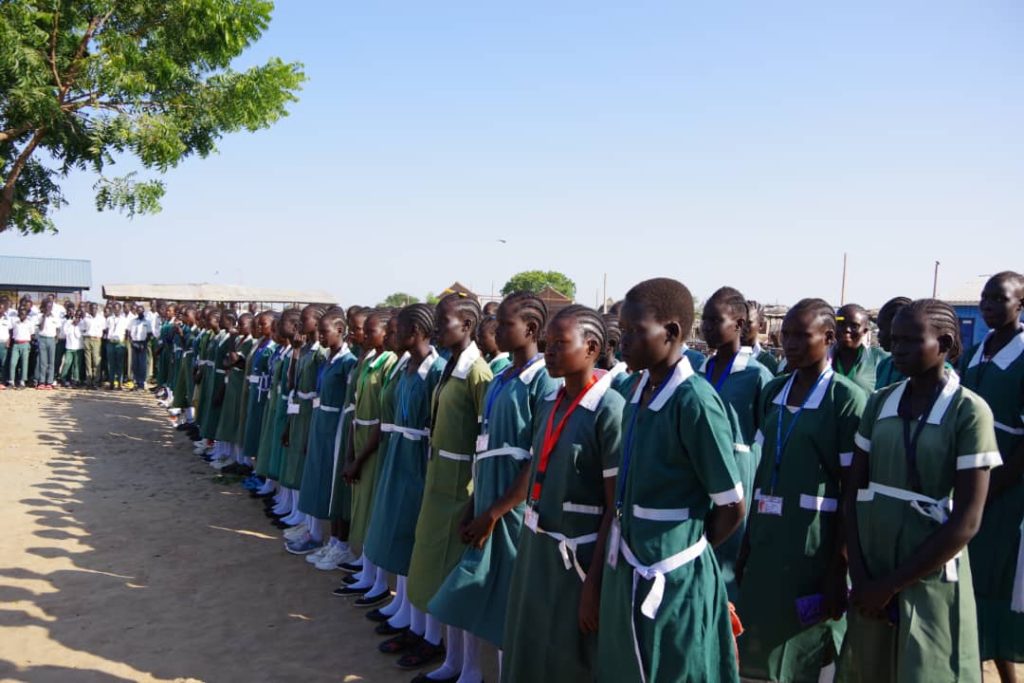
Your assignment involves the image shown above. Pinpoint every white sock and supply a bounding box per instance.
[351,558,376,590]
[256,478,275,495]
[281,490,304,524]
[424,614,442,645]
[381,575,406,617]
[186,407,195,422]
[308,517,323,543]
[272,488,291,515]
[409,606,426,637]
[369,566,389,596]
[428,626,464,680]
[498,650,503,682]
[385,577,411,628]
[455,633,482,683]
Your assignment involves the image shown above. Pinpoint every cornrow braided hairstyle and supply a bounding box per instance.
[500,291,548,333]
[280,307,302,326]
[438,292,483,336]
[399,304,436,338]
[878,297,912,327]
[553,304,607,352]
[901,298,963,365]
[789,298,836,334]
[302,304,327,320]
[322,308,348,335]
[837,303,868,323]
[603,313,622,346]
[221,309,238,326]
[479,315,498,335]
[367,307,394,327]
[708,286,750,323]
[624,278,695,333]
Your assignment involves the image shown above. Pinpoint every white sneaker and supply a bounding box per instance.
[284,531,311,549]
[167,408,181,416]
[285,525,309,541]
[314,544,348,570]
[192,441,209,455]
[334,547,358,567]
[306,544,332,564]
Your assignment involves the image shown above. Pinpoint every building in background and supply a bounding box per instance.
[943,276,989,349]
[0,255,92,304]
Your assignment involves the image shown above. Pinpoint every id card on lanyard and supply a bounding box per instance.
[528,375,598,507]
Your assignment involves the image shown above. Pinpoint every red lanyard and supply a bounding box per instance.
[530,375,598,504]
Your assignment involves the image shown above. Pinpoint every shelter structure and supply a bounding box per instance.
[102,283,336,310]
[0,255,92,304]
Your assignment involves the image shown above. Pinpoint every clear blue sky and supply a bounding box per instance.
[2,1,1021,308]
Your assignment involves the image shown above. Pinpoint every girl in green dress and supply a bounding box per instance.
[840,299,999,682]
[366,305,446,645]
[746,300,781,376]
[245,312,279,495]
[961,271,1024,681]
[266,315,304,529]
[477,315,511,374]
[429,292,558,679]
[340,309,397,596]
[402,294,493,680]
[212,313,253,469]
[600,313,633,397]
[700,287,774,602]
[873,297,912,390]
[598,278,746,683]
[833,303,888,395]
[503,305,623,683]
[736,298,866,682]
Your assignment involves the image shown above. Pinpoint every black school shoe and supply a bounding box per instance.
[379,629,421,655]
[409,674,459,683]
[375,621,406,636]
[365,608,390,623]
[353,590,390,608]
[332,584,369,597]
[396,638,445,669]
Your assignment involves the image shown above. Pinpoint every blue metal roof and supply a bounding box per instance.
[0,255,92,291]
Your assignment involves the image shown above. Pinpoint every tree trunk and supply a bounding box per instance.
[0,128,45,233]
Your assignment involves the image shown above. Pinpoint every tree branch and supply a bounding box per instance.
[49,7,63,91]
[59,8,116,100]
[0,128,46,231]
[0,125,34,144]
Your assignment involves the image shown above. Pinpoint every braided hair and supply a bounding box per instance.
[500,291,548,333]
[708,286,750,323]
[624,278,695,333]
[398,304,436,338]
[900,299,963,364]
[321,308,348,335]
[837,303,869,325]
[366,307,394,327]
[788,298,836,334]
[552,304,607,352]
[437,292,483,335]
[603,313,622,347]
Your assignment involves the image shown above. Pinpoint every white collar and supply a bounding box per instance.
[698,346,753,375]
[389,351,411,379]
[630,356,696,412]
[608,361,629,379]
[968,327,1024,370]
[518,355,547,383]
[452,341,482,379]
[544,369,612,412]
[416,346,440,379]
[329,343,350,364]
[772,366,835,410]
[752,342,763,355]
[876,372,961,425]
[490,352,509,364]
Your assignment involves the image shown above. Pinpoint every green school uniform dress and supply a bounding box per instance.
[502,370,624,682]
[265,350,295,482]
[328,351,362,522]
[365,349,446,575]
[837,372,999,682]
[683,344,707,372]
[202,331,234,441]
[698,347,774,602]
[280,343,327,490]
[488,352,512,375]
[156,320,174,387]
[193,329,216,422]
[961,327,1024,663]
[171,325,197,410]
[737,368,866,682]
[377,352,411,477]
[243,338,277,459]
[429,355,559,647]
[598,358,745,683]
[215,335,252,444]
[298,345,357,519]
[832,345,888,396]
[349,349,398,547]
[754,343,781,376]
[874,355,904,390]
[254,345,288,479]
[408,342,493,612]
[608,361,633,398]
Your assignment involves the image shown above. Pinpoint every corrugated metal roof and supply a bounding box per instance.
[0,255,92,291]
[102,283,336,304]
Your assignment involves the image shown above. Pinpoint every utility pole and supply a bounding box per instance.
[602,273,608,313]
[840,252,848,305]
[932,261,940,298]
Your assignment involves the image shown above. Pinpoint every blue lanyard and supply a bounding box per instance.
[615,364,677,515]
[704,353,738,393]
[770,369,830,493]
[483,353,543,427]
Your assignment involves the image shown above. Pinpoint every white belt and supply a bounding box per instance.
[215,368,226,374]
[389,425,429,441]
[616,531,709,683]
[734,443,751,453]
[475,446,531,462]
[563,502,604,515]
[296,390,317,401]
[342,403,355,415]
[381,423,395,433]
[247,374,261,384]
[528,523,599,582]
[317,404,341,413]
[437,449,472,462]
[857,482,959,581]
[632,505,689,521]
[354,418,380,427]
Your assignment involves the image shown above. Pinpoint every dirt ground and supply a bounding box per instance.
[0,388,1017,682]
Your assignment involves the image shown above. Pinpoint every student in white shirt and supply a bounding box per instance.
[128,304,153,391]
[82,302,107,389]
[60,310,85,386]
[35,300,60,389]
[107,302,129,389]
[0,297,12,388]
[9,308,35,388]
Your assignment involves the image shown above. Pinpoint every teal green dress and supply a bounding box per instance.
[298,345,357,519]
[215,335,253,444]
[350,349,398,547]
[874,355,905,390]
[698,347,774,601]
[201,331,232,440]
[365,349,446,575]
[171,325,198,410]
[683,344,706,372]
[242,338,277,459]
[754,344,781,376]
[502,371,624,682]
[254,345,288,477]
[488,352,512,375]
[408,343,493,612]
[598,358,744,683]
[961,327,1024,662]
[832,345,888,395]
[328,353,362,521]
[837,373,999,682]
[194,330,217,425]
[280,343,327,490]
[429,355,559,646]
[737,369,866,682]
[266,350,295,482]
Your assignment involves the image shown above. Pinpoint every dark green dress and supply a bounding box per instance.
[266,350,295,482]
[254,345,288,478]
[280,343,326,490]
[832,345,888,396]
[215,335,253,444]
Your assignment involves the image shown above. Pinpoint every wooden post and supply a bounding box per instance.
[932,261,940,298]
[840,252,848,305]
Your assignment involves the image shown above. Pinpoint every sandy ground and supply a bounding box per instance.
[0,388,1018,683]
[0,388,498,683]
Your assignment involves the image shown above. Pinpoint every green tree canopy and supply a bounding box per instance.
[377,292,419,308]
[0,0,305,234]
[501,270,576,299]
[424,292,440,305]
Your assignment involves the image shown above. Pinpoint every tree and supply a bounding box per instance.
[378,292,419,307]
[501,270,576,299]
[424,292,440,305]
[0,0,305,234]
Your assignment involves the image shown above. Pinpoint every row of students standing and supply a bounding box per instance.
[158,272,1022,683]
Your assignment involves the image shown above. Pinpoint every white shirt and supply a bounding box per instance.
[12,319,35,342]
[37,314,60,338]
[108,314,129,341]
[0,315,10,342]
[129,317,151,342]
[52,302,66,321]
[82,314,106,337]
[63,320,83,350]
